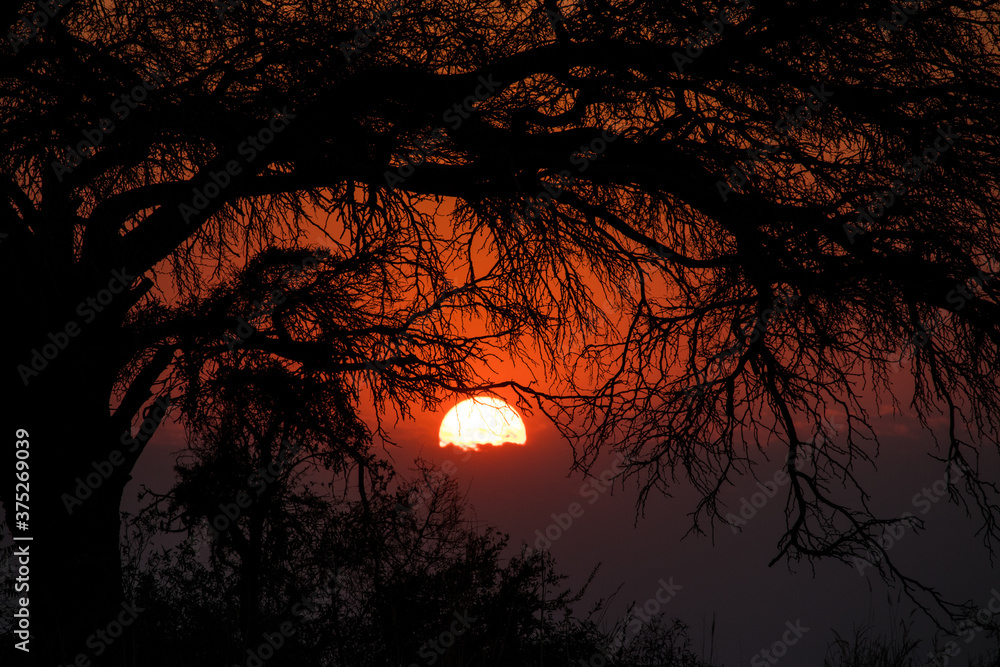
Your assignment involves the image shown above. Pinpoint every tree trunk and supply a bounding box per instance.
[3,291,138,667]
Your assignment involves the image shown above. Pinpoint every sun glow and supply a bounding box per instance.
[438,397,527,450]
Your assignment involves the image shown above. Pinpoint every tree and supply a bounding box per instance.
[4,0,1000,662]
[127,412,626,666]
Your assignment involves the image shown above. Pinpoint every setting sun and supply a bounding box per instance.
[438,396,527,450]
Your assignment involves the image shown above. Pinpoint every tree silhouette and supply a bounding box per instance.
[126,384,675,666]
[3,0,1000,662]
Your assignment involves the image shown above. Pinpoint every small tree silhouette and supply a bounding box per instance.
[129,391,672,666]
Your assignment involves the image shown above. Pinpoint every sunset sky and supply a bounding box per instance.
[124,270,1000,663]
[101,191,1000,661]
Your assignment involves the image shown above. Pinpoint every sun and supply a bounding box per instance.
[438,396,527,450]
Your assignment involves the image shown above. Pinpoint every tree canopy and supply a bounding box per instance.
[3,0,1000,662]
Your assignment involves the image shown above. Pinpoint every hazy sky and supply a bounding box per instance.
[128,375,1000,665]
